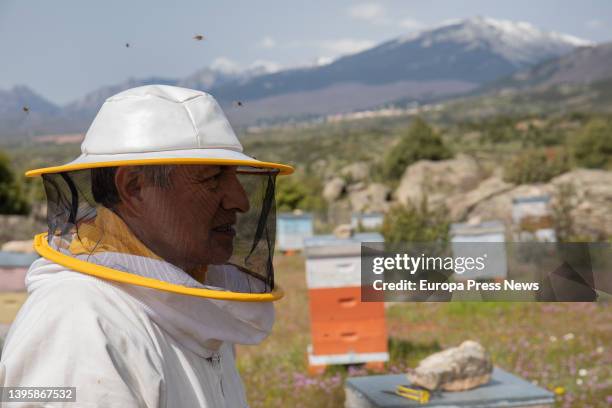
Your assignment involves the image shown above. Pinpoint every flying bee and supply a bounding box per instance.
[193,34,205,41]
[125,43,130,48]
[22,106,30,113]
[233,101,243,107]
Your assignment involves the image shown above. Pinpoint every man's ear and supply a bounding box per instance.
[114,167,145,216]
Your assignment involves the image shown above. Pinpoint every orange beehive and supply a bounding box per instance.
[304,233,388,375]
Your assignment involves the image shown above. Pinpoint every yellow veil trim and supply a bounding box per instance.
[33,233,283,302]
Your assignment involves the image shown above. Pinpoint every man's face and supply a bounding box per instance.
[134,165,250,269]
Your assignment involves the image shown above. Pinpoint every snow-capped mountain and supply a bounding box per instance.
[0,16,592,136]
[391,16,591,67]
[178,59,282,90]
[209,16,590,124]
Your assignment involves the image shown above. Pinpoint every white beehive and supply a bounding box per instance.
[351,212,384,231]
[451,220,508,280]
[512,195,556,242]
[276,212,314,252]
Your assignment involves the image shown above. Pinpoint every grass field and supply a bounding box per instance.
[237,254,612,408]
[0,255,609,407]
[0,292,28,324]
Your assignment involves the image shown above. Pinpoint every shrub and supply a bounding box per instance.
[382,117,451,181]
[503,148,570,184]
[381,198,450,244]
[0,152,30,215]
[275,176,326,212]
[571,118,612,169]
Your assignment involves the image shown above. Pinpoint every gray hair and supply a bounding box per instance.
[91,165,176,208]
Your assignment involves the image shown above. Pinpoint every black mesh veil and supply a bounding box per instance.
[41,165,277,295]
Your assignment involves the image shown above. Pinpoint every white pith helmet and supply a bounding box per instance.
[26,84,293,176]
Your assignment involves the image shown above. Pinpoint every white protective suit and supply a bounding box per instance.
[0,254,275,407]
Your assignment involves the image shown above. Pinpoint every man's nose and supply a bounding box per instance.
[221,175,250,213]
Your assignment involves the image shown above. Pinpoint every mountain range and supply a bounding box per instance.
[0,16,606,138]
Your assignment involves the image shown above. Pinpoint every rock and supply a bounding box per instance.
[0,215,46,247]
[447,175,515,221]
[311,159,328,174]
[395,154,483,208]
[1,240,35,253]
[550,169,612,239]
[466,184,552,226]
[323,177,346,202]
[408,340,493,392]
[340,162,370,182]
[348,183,391,213]
[347,182,366,192]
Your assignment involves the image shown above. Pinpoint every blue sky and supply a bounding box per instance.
[1,0,611,104]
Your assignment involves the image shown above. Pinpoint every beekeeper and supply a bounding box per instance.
[0,85,293,407]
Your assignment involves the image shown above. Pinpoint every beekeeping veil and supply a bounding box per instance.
[26,85,293,302]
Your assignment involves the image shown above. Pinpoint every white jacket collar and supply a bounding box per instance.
[25,255,275,358]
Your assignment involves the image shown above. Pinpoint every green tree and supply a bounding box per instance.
[571,118,612,169]
[275,176,326,212]
[382,117,452,181]
[381,198,450,244]
[0,152,30,215]
[503,148,570,184]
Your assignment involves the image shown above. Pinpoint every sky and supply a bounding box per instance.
[1,0,611,105]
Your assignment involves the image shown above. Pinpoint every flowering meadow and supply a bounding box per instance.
[237,254,612,407]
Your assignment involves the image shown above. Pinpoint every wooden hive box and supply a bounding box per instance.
[450,220,508,281]
[304,233,388,374]
[276,213,314,253]
[0,252,39,292]
[351,213,384,231]
[511,195,556,242]
[345,367,555,408]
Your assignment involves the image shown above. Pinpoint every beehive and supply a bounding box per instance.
[0,251,38,292]
[304,233,388,374]
[276,213,314,252]
[351,212,384,231]
[450,220,507,280]
[511,195,556,242]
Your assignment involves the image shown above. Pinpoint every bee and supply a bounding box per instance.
[125,43,130,48]
[193,35,205,41]
[233,101,243,107]
[22,106,30,113]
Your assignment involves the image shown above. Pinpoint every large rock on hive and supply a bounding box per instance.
[407,340,493,391]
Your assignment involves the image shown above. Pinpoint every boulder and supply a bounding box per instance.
[466,184,552,226]
[447,175,515,221]
[395,154,483,208]
[407,340,493,391]
[322,177,346,202]
[348,183,391,213]
[0,215,46,247]
[347,182,366,192]
[550,169,612,239]
[340,162,370,182]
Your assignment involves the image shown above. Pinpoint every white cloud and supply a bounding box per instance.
[249,59,282,73]
[315,56,335,66]
[399,17,425,32]
[348,3,387,24]
[319,38,376,55]
[586,19,604,30]
[210,57,241,74]
[258,36,277,48]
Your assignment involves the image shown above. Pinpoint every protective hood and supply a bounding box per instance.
[26,85,293,303]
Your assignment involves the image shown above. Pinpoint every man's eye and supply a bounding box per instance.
[198,173,221,185]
